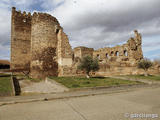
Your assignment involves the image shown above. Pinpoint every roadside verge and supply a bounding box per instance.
[0,83,159,106]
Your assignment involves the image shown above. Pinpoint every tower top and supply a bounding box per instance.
[12,7,16,11]
[134,30,138,33]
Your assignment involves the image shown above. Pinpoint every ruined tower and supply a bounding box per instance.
[30,13,60,78]
[11,7,31,70]
[11,7,73,78]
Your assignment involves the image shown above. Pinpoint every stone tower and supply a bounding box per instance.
[11,7,73,78]
[11,7,31,70]
[30,13,60,78]
[127,30,143,62]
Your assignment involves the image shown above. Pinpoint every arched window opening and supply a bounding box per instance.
[111,51,114,56]
[106,53,108,58]
[97,54,100,59]
[72,54,74,61]
[23,19,26,23]
[124,50,128,56]
[115,51,119,57]
[56,29,59,34]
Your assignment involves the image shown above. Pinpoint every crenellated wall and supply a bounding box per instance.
[11,7,31,70]
[11,7,74,78]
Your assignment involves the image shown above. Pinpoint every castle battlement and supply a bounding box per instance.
[32,12,59,25]
[12,7,32,18]
[12,7,59,24]
[11,7,72,78]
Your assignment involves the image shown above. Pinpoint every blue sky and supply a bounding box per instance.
[0,0,160,60]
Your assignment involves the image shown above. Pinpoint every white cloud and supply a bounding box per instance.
[41,0,65,9]
[0,6,10,45]
[47,0,160,60]
[0,0,160,60]
[0,44,10,60]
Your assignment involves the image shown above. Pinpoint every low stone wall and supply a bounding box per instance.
[96,66,160,77]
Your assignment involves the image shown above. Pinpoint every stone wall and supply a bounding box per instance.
[74,47,94,59]
[91,30,144,75]
[93,30,143,67]
[11,7,31,70]
[57,28,73,76]
[72,30,147,76]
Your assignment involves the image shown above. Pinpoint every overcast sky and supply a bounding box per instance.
[0,0,160,60]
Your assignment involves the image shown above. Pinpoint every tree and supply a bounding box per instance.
[78,56,99,78]
[138,58,153,76]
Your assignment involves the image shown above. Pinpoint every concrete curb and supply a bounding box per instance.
[110,76,160,84]
[69,83,146,91]
[0,84,160,106]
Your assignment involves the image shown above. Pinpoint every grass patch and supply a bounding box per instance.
[0,74,13,96]
[0,73,10,76]
[123,75,160,81]
[49,76,143,88]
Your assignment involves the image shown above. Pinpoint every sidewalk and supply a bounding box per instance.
[0,83,160,106]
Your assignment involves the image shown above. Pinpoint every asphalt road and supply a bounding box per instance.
[0,87,160,120]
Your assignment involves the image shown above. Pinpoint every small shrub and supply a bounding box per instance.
[138,58,153,76]
[78,56,99,78]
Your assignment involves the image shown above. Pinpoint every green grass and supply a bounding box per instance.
[49,76,143,88]
[123,75,160,81]
[0,73,41,96]
[0,74,13,96]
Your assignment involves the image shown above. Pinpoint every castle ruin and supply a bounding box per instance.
[11,7,159,78]
[11,7,73,78]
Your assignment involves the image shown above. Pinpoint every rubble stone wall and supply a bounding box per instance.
[93,30,143,67]
[74,47,94,59]
[57,29,73,76]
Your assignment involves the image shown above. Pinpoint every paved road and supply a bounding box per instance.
[0,87,160,120]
